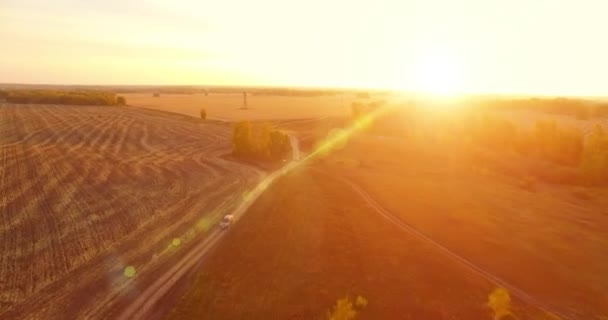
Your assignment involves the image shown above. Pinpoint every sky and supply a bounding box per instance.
[1,0,607,96]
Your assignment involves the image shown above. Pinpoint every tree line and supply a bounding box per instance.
[0,89,126,106]
[463,114,608,185]
[349,99,608,186]
[232,121,292,161]
[469,97,608,119]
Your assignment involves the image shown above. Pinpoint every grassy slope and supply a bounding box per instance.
[166,166,553,320]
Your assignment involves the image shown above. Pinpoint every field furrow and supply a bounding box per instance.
[0,103,259,319]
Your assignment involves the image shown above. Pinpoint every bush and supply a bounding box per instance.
[487,287,512,320]
[326,297,356,320]
[200,108,207,120]
[153,92,160,97]
[326,296,367,320]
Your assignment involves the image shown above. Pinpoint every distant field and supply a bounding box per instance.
[0,104,259,319]
[124,93,355,121]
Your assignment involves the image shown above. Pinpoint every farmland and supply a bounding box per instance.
[1,94,607,320]
[0,103,260,319]
[167,108,608,319]
[124,92,355,121]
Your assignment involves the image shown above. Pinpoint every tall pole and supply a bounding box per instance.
[243,91,248,109]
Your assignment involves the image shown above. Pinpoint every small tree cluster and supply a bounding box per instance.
[232,121,291,161]
[470,97,608,118]
[326,295,368,320]
[460,114,608,185]
[464,115,583,166]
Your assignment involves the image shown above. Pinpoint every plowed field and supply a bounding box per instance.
[0,104,259,319]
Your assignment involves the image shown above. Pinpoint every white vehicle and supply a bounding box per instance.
[219,214,234,229]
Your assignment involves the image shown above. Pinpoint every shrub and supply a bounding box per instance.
[153,92,160,97]
[326,296,367,320]
[487,287,512,320]
[200,108,207,120]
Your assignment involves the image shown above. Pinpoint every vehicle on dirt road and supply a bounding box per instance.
[219,214,234,230]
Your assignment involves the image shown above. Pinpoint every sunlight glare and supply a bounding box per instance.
[411,48,466,96]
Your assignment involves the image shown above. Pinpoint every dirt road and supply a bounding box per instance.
[116,133,302,320]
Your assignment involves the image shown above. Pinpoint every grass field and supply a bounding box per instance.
[326,134,608,319]
[166,166,562,320]
[167,114,608,319]
[2,96,607,319]
[124,93,356,121]
[0,103,260,319]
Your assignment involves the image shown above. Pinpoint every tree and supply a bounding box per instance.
[269,129,291,160]
[233,121,253,157]
[232,121,291,161]
[326,296,367,320]
[487,287,512,320]
[116,96,127,106]
[200,108,207,120]
[255,123,273,159]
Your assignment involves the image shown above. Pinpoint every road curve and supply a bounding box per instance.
[117,135,301,320]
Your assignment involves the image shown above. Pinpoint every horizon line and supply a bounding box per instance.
[1,82,606,100]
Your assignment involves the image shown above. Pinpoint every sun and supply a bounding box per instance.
[411,48,466,96]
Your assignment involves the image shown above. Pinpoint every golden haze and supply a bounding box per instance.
[1,0,607,96]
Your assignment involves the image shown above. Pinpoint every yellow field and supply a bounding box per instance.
[124,93,356,121]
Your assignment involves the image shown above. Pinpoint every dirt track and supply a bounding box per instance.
[0,103,260,319]
[330,174,572,320]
